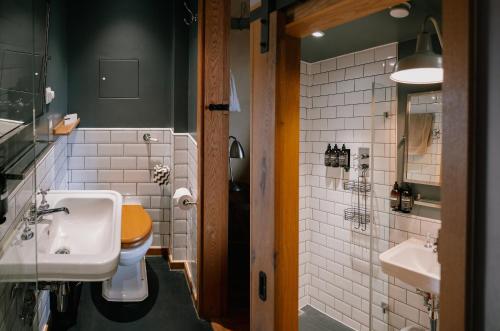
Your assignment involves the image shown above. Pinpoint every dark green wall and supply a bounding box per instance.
[45,0,68,130]
[67,0,190,129]
[187,0,198,135]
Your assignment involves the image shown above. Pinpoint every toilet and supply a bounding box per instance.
[102,198,153,302]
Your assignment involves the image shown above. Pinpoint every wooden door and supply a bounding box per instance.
[197,0,231,319]
[250,11,301,331]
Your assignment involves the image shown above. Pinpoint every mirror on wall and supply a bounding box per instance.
[0,0,47,142]
[403,90,442,186]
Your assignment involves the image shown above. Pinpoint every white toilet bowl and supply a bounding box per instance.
[102,199,153,302]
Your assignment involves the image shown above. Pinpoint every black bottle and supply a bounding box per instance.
[339,144,347,168]
[390,182,400,211]
[332,144,340,167]
[400,189,413,213]
[324,144,332,166]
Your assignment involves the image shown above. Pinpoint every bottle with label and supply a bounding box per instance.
[390,182,400,211]
[400,190,413,213]
[332,144,340,167]
[339,144,347,168]
[324,144,332,166]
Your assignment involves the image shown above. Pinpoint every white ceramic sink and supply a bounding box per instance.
[379,238,441,294]
[0,190,122,282]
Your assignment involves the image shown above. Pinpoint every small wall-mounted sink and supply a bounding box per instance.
[0,190,122,282]
[379,238,441,294]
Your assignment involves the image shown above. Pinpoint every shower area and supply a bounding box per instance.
[297,41,435,331]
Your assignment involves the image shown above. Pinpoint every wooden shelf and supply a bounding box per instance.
[53,118,80,135]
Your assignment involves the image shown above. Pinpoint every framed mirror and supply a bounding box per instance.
[404,90,442,186]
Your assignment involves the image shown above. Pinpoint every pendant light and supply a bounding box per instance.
[390,16,443,84]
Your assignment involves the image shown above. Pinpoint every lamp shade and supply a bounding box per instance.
[390,32,443,84]
[229,138,245,159]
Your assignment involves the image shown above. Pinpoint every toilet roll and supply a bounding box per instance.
[173,187,194,210]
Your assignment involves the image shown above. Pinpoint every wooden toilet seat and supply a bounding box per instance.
[121,205,153,249]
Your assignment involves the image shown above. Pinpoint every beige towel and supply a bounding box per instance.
[408,113,433,155]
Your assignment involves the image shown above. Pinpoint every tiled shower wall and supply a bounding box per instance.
[0,136,68,331]
[299,43,441,331]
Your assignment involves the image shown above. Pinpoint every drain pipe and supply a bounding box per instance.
[417,289,439,331]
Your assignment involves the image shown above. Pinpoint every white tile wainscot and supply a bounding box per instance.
[67,128,172,248]
[299,43,442,331]
[0,136,68,331]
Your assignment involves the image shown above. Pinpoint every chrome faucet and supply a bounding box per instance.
[28,206,70,225]
[36,207,70,217]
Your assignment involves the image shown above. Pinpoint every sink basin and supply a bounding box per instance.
[379,238,440,294]
[0,190,122,282]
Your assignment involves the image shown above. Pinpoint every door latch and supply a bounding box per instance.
[258,271,267,301]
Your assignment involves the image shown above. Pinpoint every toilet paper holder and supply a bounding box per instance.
[182,200,196,206]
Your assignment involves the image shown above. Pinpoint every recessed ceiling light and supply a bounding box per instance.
[390,2,411,19]
[311,31,325,38]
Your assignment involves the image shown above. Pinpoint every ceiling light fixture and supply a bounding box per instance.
[311,31,325,38]
[389,2,411,18]
[390,16,443,85]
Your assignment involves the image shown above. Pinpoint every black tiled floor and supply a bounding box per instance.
[299,305,353,331]
[65,257,211,331]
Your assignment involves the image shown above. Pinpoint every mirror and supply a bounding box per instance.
[0,0,47,142]
[404,90,442,186]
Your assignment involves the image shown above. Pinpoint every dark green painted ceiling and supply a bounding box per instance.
[301,0,441,62]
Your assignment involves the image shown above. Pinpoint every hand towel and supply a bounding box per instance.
[229,70,241,112]
[408,113,433,155]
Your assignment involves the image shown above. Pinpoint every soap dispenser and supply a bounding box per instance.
[332,144,340,168]
[390,182,400,211]
[324,144,332,166]
[339,144,349,171]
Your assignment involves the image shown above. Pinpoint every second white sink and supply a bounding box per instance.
[379,238,440,294]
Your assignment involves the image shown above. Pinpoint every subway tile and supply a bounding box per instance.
[98,170,123,183]
[111,183,137,196]
[72,144,97,156]
[337,53,355,68]
[85,130,110,143]
[68,156,85,170]
[124,170,151,183]
[355,48,374,65]
[71,170,97,183]
[150,144,170,157]
[98,144,124,156]
[137,183,162,196]
[123,144,148,156]
[68,130,84,143]
[85,157,110,169]
[320,58,336,72]
[85,183,110,190]
[174,136,188,150]
[110,130,138,143]
[374,43,397,61]
[110,157,137,169]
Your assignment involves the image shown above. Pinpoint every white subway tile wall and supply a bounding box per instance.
[67,128,172,248]
[171,134,188,260]
[299,43,441,331]
[0,136,68,331]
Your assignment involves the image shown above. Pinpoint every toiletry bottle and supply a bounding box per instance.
[390,182,400,211]
[332,144,340,167]
[400,190,413,213]
[339,144,347,168]
[324,144,332,166]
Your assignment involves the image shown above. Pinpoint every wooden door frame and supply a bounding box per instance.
[196,0,231,320]
[249,0,475,330]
